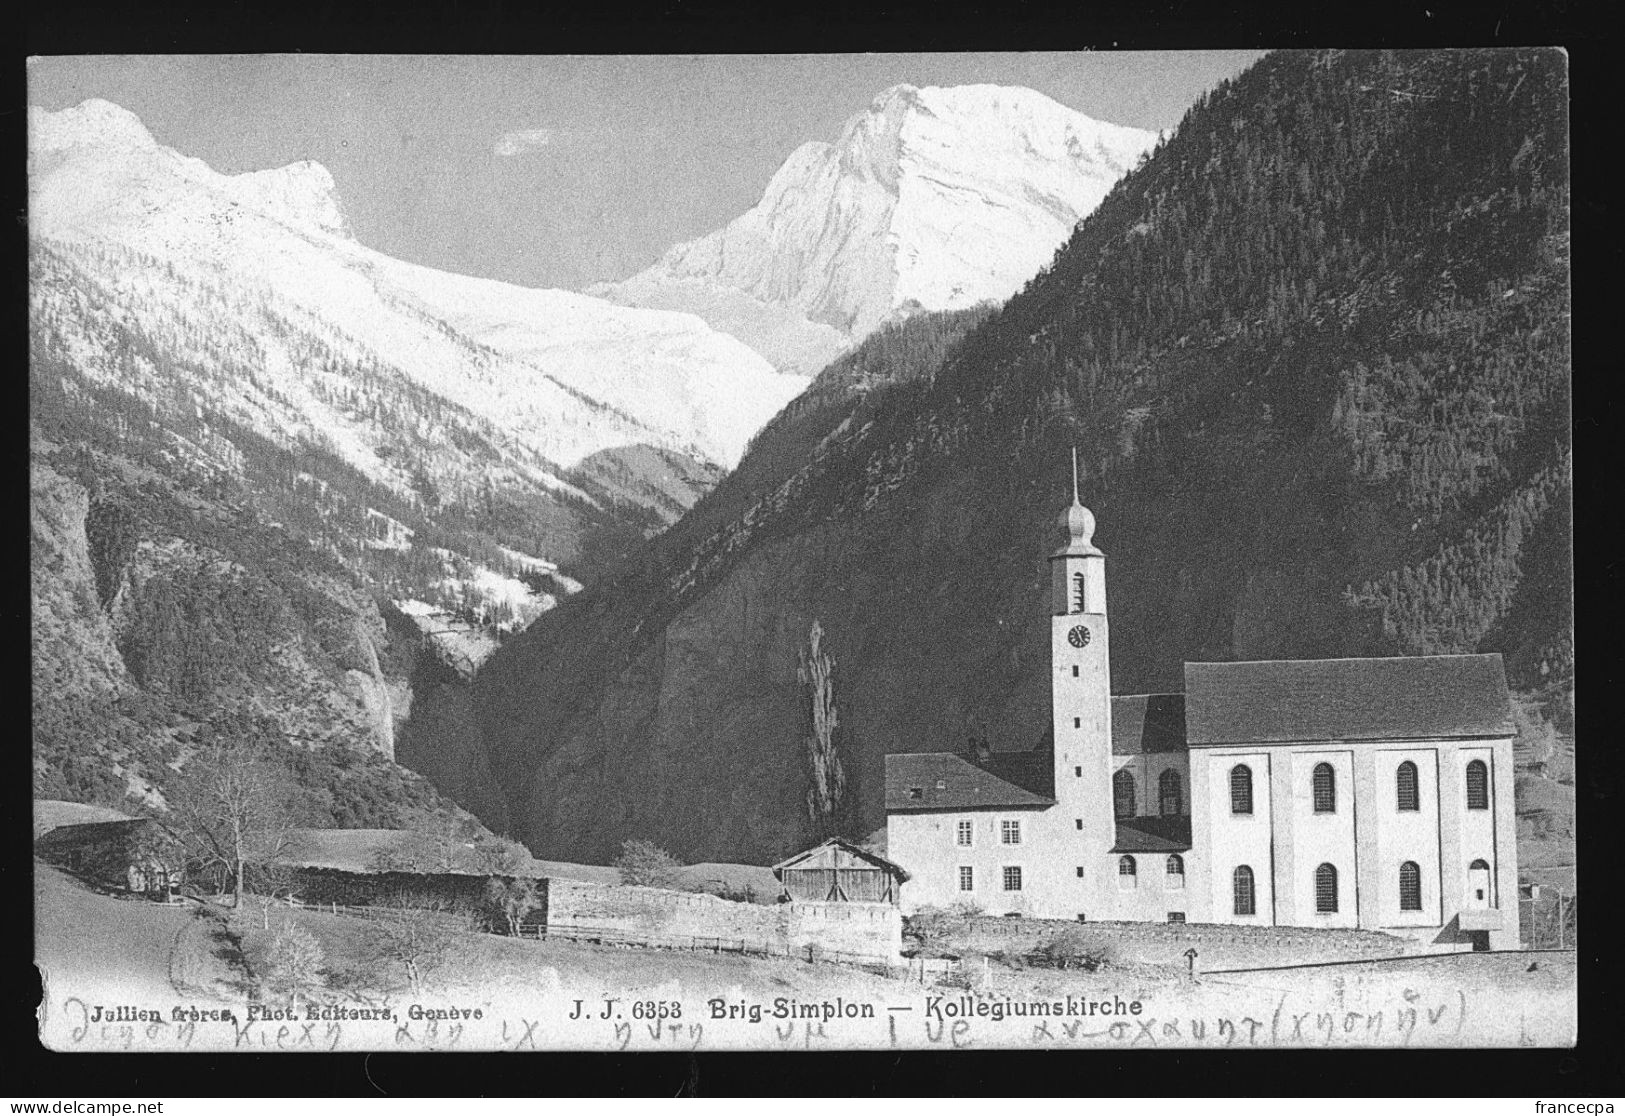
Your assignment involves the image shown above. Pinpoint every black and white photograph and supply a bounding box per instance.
[27,49,1575,1054]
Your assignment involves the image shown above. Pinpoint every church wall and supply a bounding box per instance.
[1369,747,1444,929]
[1193,749,1276,926]
[1285,747,1359,929]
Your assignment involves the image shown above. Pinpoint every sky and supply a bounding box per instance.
[28,52,1264,292]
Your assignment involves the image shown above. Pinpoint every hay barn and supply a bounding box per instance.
[772,838,910,904]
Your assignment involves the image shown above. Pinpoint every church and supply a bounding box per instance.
[884,459,1520,951]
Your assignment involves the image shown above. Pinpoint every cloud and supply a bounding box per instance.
[493,128,560,157]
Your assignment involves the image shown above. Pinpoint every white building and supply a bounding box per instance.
[884,463,1520,950]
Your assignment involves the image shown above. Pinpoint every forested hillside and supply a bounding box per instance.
[465,49,1571,865]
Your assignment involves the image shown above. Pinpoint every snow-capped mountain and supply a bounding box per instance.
[29,99,805,480]
[592,84,1159,374]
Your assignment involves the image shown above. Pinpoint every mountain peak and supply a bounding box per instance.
[595,82,1158,366]
[30,98,157,153]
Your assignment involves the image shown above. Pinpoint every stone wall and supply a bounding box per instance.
[544,878,901,962]
[952,916,1413,970]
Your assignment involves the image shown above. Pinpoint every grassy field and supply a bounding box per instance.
[36,862,1575,1051]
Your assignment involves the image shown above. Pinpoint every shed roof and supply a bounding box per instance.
[1185,654,1513,745]
[771,838,911,882]
[1112,815,1193,852]
[33,818,174,847]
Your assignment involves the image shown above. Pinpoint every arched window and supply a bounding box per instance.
[1396,761,1419,812]
[1113,769,1136,819]
[1118,855,1137,889]
[1315,863,1339,913]
[1466,760,1489,810]
[1469,858,1490,870]
[1312,763,1336,813]
[1165,854,1185,889]
[1230,765,1253,815]
[1232,865,1256,916]
[1159,768,1184,816]
[1072,572,1086,612]
[1399,861,1422,911]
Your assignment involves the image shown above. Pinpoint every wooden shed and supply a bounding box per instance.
[772,838,910,904]
[34,818,187,899]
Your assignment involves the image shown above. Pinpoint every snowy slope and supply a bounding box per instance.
[28,99,804,474]
[593,84,1158,374]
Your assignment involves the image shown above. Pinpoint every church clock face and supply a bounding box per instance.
[1067,624,1092,648]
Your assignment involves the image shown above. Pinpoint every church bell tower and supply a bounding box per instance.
[1050,449,1114,898]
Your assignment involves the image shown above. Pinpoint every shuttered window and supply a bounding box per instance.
[1166,854,1185,890]
[1315,863,1339,913]
[1313,763,1337,813]
[1233,866,1256,916]
[1113,769,1136,819]
[1466,760,1489,810]
[1399,861,1422,911]
[1230,765,1253,815]
[1396,761,1419,812]
[1073,572,1086,612]
[1117,856,1136,889]
[1159,768,1183,816]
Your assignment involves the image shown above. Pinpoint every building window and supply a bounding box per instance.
[1167,912,1186,924]
[1313,763,1337,813]
[956,820,973,847]
[1076,866,1085,878]
[958,866,974,892]
[1001,820,1022,845]
[1166,854,1185,889]
[1118,855,1137,889]
[1074,717,1081,729]
[1396,761,1420,812]
[1073,572,1086,612]
[1113,770,1136,819]
[1075,818,1083,830]
[1315,863,1339,913]
[1230,765,1254,815]
[1159,769,1183,816]
[1003,866,1022,892]
[1399,861,1422,911]
[1075,766,1082,778]
[1072,665,1079,677]
[1466,760,1489,810]
[908,786,923,800]
[1233,865,1256,916]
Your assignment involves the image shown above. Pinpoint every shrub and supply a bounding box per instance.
[614,839,681,889]
[1039,929,1118,972]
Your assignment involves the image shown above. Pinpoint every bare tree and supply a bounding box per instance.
[482,877,539,935]
[263,920,326,1007]
[370,898,469,992]
[799,619,846,837]
[250,861,303,930]
[470,836,529,876]
[170,726,297,909]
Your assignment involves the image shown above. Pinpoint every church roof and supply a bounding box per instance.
[885,750,1054,812]
[1111,694,1187,754]
[1112,815,1192,852]
[1184,653,1513,745]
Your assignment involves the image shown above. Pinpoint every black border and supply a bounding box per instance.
[14,0,1616,1099]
